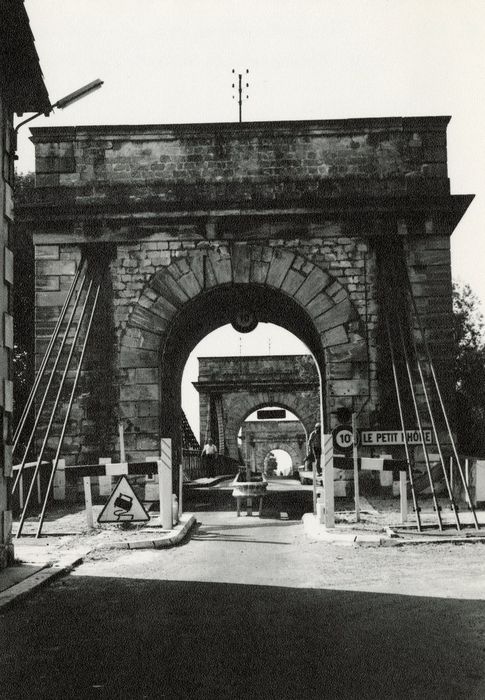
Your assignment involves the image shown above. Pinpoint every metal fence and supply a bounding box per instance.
[182,449,240,481]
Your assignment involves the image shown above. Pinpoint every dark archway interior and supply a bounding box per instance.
[159,283,326,460]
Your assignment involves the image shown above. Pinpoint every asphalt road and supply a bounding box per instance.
[2,512,485,699]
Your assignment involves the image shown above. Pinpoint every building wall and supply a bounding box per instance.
[240,420,307,472]
[0,96,15,568]
[31,118,450,192]
[25,118,469,470]
[195,355,319,460]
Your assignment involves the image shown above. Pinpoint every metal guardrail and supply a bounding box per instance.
[182,450,240,481]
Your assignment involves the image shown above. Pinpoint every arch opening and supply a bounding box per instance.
[264,450,293,477]
[159,282,327,464]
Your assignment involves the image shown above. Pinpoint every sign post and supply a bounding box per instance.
[323,434,334,528]
[400,470,408,524]
[159,438,173,530]
[352,414,360,522]
[83,476,94,528]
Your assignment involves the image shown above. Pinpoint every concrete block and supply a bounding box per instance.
[294,267,330,306]
[315,298,353,332]
[119,383,159,402]
[35,245,59,260]
[35,276,60,291]
[280,268,305,296]
[266,250,295,288]
[232,243,251,283]
[319,324,348,347]
[36,260,76,276]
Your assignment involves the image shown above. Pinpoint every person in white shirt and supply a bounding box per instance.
[201,437,218,477]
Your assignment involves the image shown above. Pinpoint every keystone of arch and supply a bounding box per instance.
[122,243,366,362]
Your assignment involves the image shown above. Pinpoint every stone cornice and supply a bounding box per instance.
[193,381,319,393]
[29,115,452,141]
[21,193,474,243]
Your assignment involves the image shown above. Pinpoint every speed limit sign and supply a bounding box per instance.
[332,424,355,453]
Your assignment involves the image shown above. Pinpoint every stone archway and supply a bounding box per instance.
[240,420,306,473]
[194,357,318,460]
[120,244,367,460]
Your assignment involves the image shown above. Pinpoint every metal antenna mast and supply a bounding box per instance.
[232,69,249,122]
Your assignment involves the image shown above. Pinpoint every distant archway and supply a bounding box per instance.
[264,449,293,476]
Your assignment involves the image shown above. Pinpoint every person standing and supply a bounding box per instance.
[201,437,218,477]
[307,422,322,476]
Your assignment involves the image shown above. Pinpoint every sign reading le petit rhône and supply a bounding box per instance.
[360,430,433,446]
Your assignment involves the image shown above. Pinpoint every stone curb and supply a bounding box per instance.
[302,514,485,547]
[380,535,485,547]
[0,551,86,612]
[92,514,197,551]
[0,516,197,611]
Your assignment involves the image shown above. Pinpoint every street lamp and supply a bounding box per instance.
[14,78,104,143]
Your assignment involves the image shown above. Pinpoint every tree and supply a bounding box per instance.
[453,282,485,455]
[265,452,277,476]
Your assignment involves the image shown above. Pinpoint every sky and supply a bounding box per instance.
[17,0,485,435]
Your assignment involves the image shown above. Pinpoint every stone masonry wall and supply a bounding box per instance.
[0,95,15,568]
[26,117,469,468]
[195,356,320,460]
[32,225,455,465]
[240,420,307,472]
[31,118,450,199]
[33,231,377,464]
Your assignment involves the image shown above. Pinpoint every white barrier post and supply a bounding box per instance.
[118,422,126,462]
[323,434,335,528]
[36,471,42,505]
[400,470,408,524]
[53,459,66,500]
[98,457,112,496]
[179,462,183,517]
[83,477,94,528]
[159,438,173,530]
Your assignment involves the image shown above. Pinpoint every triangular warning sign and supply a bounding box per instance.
[98,476,150,524]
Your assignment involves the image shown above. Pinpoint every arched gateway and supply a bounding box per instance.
[24,117,472,482]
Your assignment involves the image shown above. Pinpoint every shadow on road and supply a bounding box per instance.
[1,575,484,699]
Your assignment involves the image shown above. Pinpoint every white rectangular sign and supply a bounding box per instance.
[360,430,433,446]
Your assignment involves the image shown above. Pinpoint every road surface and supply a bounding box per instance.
[1,512,485,699]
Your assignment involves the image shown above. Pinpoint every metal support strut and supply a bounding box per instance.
[13,261,84,451]
[15,268,100,538]
[382,294,422,532]
[12,267,88,493]
[400,256,480,530]
[36,279,101,537]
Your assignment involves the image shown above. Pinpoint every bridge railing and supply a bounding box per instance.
[182,449,240,481]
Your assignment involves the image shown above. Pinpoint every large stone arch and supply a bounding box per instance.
[123,243,364,356]
[120,242,367,461]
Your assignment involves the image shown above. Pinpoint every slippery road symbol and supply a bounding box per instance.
[114,493,134,520]
[97,476,150,524]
